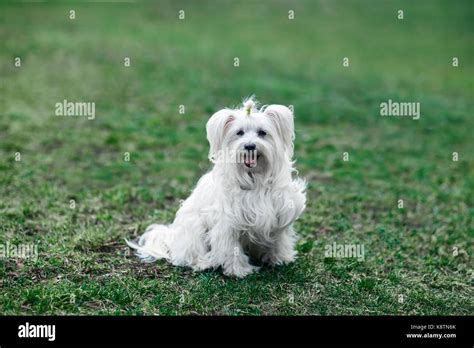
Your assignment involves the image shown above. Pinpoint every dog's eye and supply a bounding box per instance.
[257,130,267,137]
[237,130,245,136]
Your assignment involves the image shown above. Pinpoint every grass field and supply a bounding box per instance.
[0,0,473,315]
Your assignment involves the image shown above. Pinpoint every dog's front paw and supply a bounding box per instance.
[223,257,259,278]
[194,255,216,272]
[262,250,296,266]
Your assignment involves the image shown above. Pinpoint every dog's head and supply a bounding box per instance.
[206,97,294,182]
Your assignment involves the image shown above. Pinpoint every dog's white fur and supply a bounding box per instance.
[127,97,306,277]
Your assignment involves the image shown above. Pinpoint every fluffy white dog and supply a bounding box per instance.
[127,97,306,277]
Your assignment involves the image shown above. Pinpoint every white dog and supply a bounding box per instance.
[127,97,306,277]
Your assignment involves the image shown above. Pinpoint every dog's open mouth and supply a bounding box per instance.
[243,151,259,168]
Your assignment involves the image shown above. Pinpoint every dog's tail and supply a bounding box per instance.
[125,224,174,262]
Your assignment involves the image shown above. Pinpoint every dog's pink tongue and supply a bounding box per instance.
[244,157,257,167]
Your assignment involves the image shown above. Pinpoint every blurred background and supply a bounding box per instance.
[0,0,472,315]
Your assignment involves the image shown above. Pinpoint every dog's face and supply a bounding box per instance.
[224,114,275,173]
[206,99,294,179]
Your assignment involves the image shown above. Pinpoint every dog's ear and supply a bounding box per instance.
[206,109,235,162]
[264,105,295,158]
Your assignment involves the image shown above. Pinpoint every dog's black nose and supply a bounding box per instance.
[244,143,256,151]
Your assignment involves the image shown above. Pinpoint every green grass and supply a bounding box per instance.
[0,0,473,315]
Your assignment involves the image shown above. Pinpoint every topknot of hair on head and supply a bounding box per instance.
[243,97,256,115]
